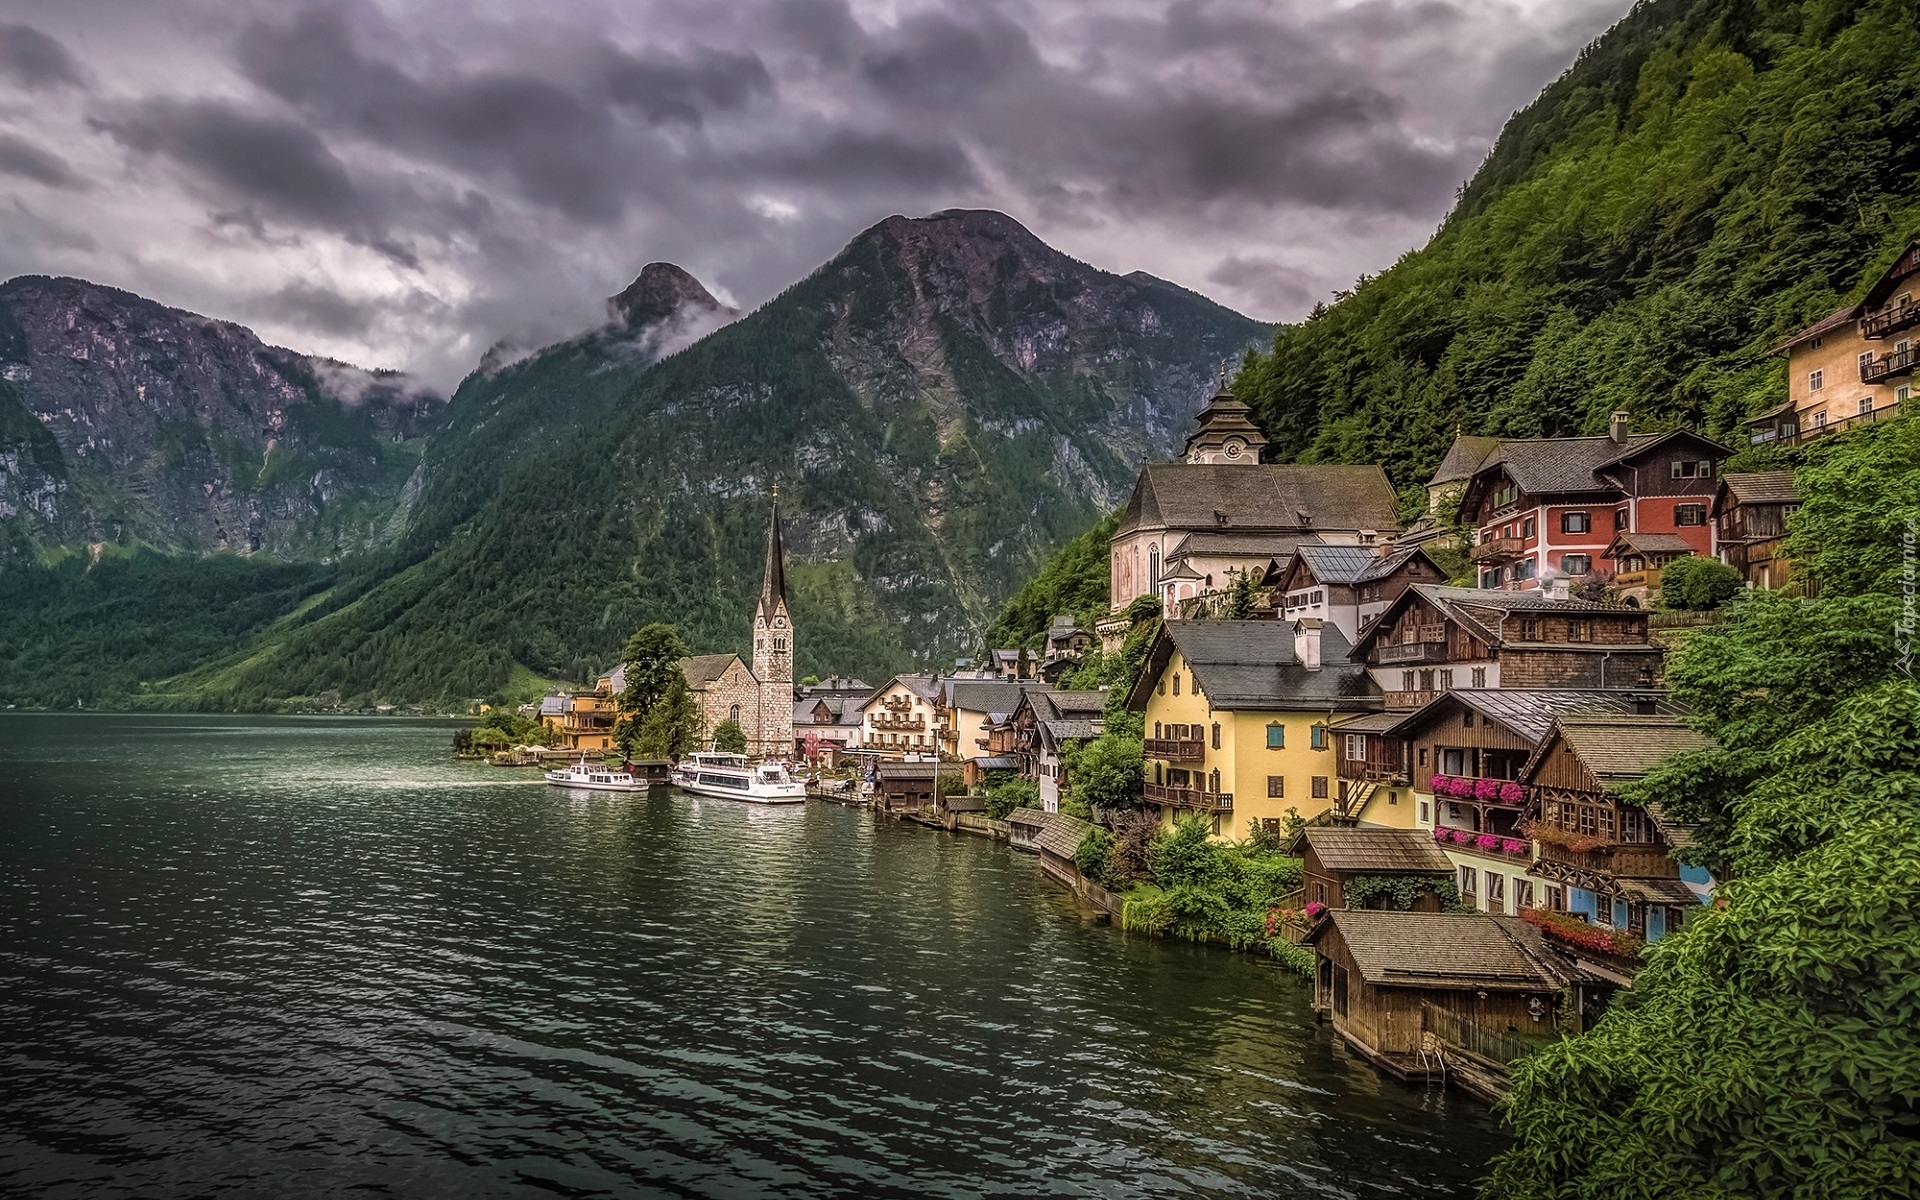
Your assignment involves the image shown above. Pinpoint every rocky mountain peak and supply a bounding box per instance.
[608,263,728,330]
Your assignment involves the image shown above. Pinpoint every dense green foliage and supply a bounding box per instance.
[1118,817,1310,970]
[1488,417,1920,1196]
[710,719,749,755]
[462,707,552,751]
[1232,0,1920,485]
[635,674,702,762]
[1656,554,1744,609]
[620,623,688,716]
[985,777,1039,820]
[0,552,335,708]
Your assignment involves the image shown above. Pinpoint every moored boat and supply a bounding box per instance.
[545,759,649,792]
[671,752,807,804]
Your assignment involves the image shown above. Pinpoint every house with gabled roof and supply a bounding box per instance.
[1443,413,1729,591]
[1274,543,1448,642]
[1750,236,1917,448]
[856,674,944,761]
[1107,384,1401,626]
[1349,584,1664,708]
[1713,470,1800,591]
[1127,618,1382,837]
[1520,714,1714,968]
[1291,826,1454,912]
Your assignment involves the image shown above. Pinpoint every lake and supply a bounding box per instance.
[0,714,1506,1197]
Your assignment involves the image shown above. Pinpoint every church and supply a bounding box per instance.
[678,502,796,760]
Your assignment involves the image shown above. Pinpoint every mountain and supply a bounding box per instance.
[184,209,1271,706]
[0,276,444,560]
[1232,0,1920,486]
[402,263,739,551]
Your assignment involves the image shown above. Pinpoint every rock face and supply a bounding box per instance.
[224,210,1272,702]
[0,276,443,558]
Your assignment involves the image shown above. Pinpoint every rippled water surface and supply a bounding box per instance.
[0,715,1506,1197]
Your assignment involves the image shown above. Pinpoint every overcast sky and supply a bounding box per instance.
[0,0,1630,391]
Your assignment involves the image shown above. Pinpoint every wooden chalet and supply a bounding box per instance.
[873,760,955,814]
[1602,531,1696,608]
[1349,585,1664,709]
[1293,827,1453,912]
[1306,910,1575,1097]
[1713,471,1800,591]
[1521,715,1713,966]
[1329,710,1416,824]
[1273,543,1447,643]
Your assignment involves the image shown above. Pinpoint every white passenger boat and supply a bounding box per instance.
[545,759,649,792]
[671,752,808,804]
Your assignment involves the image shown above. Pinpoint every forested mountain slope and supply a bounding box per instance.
[0,276,444,560]
[1233,0,1920,490]
[176,210,1269,706]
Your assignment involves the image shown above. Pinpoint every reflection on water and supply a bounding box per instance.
[0,714,1505,1197]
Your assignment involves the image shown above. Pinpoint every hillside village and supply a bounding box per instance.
[510,236,1915,1100]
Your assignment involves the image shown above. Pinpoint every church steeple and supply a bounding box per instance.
[1182,370,1268,465]
[751,495,794,759]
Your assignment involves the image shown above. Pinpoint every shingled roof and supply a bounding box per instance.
[1608,531,1697,557]
[1311,910,1566,991]
[1427,435,1504,487]
[1298,827,1453,874]
[1120,463,1400,536]
[1128,620,1381,711]
[947,680,1033,715]
[1718,470,1800,507]
[1169,531,1322,559]
[1035,812,1093,860]
[1474,434,1665,495]
[681,653,745,687]
[1536,715,1712,783]
[1392,689,1686,745]
[1352,585,1642,658]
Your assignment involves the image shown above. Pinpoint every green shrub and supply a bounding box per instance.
[1658,555,1744,611]
[986,777,1038,818]
[1074,827,1115,885]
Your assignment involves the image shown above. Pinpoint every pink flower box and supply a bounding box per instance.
[1432,826,1451,842]
[1451,828,1474,845]
[1499,782,1525,804]
[1501,838,1529,856]
[1305,901,1326,918]
[1476,834,1500,851]
[1475,778,1501,801]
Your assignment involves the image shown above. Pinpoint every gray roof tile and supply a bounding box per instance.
[1315,910,1563,990]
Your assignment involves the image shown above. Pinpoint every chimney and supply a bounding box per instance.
[1294,618,1323,671]
[1544,576,1571,601]
[1376,535,1397,560]
[1609,411,1630,444]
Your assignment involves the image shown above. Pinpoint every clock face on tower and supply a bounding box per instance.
[1223,439,1244,459]
[775,616,786,629]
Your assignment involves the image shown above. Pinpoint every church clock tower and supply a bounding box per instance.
[751,499,795,760]
[1182,375,1268,465]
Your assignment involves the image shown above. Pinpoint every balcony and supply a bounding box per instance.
[1144,782,1233,811]
[1862,301,1920,340]
[1144,736,1205,762]
[1861,345,1917,384]
[1612,568,1656,590]
[1338,758,1408,783]
[1379,638,1449,666]
[870,714,926,731]
[1430,775,1527,807]
[1752,401,1905,447]
[1471,537,1526,563]
[1432,826,1533,861]
[1383,690,1438,710]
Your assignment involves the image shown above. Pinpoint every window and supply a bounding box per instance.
[1148,544,1160,591]
[1418,798,1431,823]
[1562,553,1592,575]
[1262,817,1282,834]
[1438,668,1454,691]
[1157,677,1166,696]
[1481,567,1502,588]
[1813,410,1828,429]
[1519,617,1541,640]
[1268,776,1285,798]
[1674,504,1707,527]
[1418,748,1427,766]
[1809,369,1824,391]
[1614,507,1629,531]
[1461,709,1473,728]
[1310,725,1327,750]
[1211,722,1221,750]
[1401,671,1416,691]
[1899,384,1912,405]
[1811,335,1825,349]
[1513,558,1538,581]
[1670,460,1714,480]
[1471,667,1487,688]
[729,705,741,722]
[1486,872,1505,911]
[1859,395,1876,416]
[1441,748,1467,775]
[1459,865,1477,897]
[1860,351,1876,380]
[1522,517,1536,539]
[1569,619,1592,643]
[1172,673,1180,695]
[1311,776,1329,799]
[1154,722,1162,738]
[1514,879,1535,910]
[1344,733,1366,761]
[1266,723,1285,749]
[1561,510,1590,534]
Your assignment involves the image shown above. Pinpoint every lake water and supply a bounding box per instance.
[0,714,1506,1197]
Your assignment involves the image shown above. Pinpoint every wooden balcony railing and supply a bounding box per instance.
[1383,690,1438,710]
[1338,758,1408,783]
[1861,345,1917,384]
[1471,537,1526,563]
[1144,783,1233,811]
[870,714,926,730]
[1378,639,1450,665]
[1144,737,1205,762]
[1862,301,1920,340]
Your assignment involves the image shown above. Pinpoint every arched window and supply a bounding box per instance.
[1211,722,1221,750]
[1173,673,1181,696]
[1154,721,1162,738]
[1209,769,1221,793]
[774,637,787,653]
[1148,544,1161,591]
[729,705,741,723]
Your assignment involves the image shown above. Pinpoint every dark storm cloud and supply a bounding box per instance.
[0,0,1632,388]
[0,24,84,91]
[0,133,86,189]
[92,99,362,226]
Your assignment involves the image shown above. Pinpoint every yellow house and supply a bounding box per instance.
[1127,619,1392,839]
[540,663,624,752]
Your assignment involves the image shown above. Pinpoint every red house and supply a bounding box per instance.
[1446,414,1730,591]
